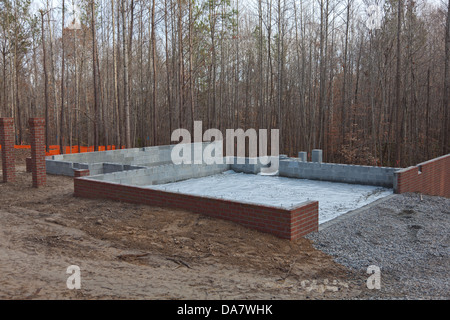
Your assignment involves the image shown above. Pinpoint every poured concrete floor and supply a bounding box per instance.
[145,171,393,224]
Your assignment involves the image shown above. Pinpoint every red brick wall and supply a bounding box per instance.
[26,157,32,173]
[74,169,90,178]
[395,155,450,198]
[29,118,46,188]
[0,118,15,183]
[74,178,319,240]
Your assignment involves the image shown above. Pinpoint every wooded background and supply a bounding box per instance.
[0,0,449,167]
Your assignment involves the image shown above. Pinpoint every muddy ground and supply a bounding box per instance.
[0,150,436,300]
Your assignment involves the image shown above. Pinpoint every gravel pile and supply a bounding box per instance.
[307,193,450,299]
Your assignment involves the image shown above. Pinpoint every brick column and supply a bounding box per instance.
[74,169,90,178]
[26,157,32,173]
[0,118,15,183]
[29,118,46,188]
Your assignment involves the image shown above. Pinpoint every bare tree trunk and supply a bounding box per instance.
[1,49,6,117]
[189,0,195,134]
[47,2,59,146]
[91,0,99,151]
[257,0,263,130]
[178,0,184,129]
[122,0,131,148]
[111,0,121,148]
[319,0,329,151]
[426,68,430,159]
[277,0,283,151]
[165,0,172,144]
[75,28,81,153]
[40,10,49,152]
[209,1,216,129]
[151,0,157,145]
[395,0,403,165]
[13,3,22,144]
[444,0,450,154]
[341,0,351,147]
[60,0,66,154]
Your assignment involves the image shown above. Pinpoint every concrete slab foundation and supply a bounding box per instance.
[47,145,445,239]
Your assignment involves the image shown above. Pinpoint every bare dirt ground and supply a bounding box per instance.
[0,150,433,300]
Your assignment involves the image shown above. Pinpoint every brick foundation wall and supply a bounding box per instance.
[74,169,90,178]
[26,157,32,173]
[394,154,450,198]
[74,178,319,240]
[29,118,46,188]
[0,118,15,183]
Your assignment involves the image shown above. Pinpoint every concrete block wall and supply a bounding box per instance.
[394,154,450,198]
[74,177,319,240]
[80,163,103,176]
[47,144,402,190]
[46,143,214,177]
[230,157,267,174]
[46,160,144,177]
[49,143,211,165]
[87,162,229,186]
[49,144,399,189]
[0,118,15,183]
[29,118,46,187]
[48,149,144,167]
[279,159,397,188]
[47,160,78,176]
[102,163,145,174]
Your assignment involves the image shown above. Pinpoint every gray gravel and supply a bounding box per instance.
[307,193,450,300]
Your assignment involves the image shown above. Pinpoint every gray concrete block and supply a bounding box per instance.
[131,176,153,186]
[298,152,307,162]
[312,149,323,163]
[46,160,74,176]
[277,158,395,187]
[52,155,64,161]
[288,161,299,169]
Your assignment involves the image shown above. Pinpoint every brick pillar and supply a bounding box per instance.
[26,157,32,173]
[0,118,15,183]
[74,169,90,178]
[29,118,46,188]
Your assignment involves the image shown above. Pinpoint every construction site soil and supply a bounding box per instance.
[1,150,447,300]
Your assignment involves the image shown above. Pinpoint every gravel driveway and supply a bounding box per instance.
[307,193,450,300]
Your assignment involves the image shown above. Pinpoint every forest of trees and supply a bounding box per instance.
[0,0,449,167]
